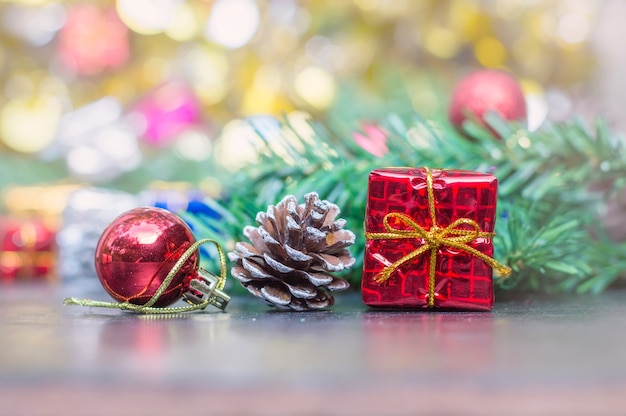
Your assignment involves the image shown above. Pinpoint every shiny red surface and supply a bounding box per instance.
[95,207,198,307]
[448,69,527,131]
[0,218,56,281]
[362,168,498,311]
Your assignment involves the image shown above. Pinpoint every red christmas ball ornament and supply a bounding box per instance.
[93,206,230,312]
[95,207,197,307]
[448,69,527,133]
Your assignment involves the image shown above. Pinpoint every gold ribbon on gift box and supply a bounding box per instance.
[365,167,511,307]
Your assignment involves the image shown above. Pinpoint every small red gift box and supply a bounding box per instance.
[0,218,56,281]
[362,167,508,311]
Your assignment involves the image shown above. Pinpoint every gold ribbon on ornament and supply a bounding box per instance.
[365,167,511,307]
[64,238,230,314]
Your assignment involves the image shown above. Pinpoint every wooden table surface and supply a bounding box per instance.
[1,283,626,416]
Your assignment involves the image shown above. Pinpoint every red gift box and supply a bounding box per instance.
[362,167,508,311]
[0,218,56,281]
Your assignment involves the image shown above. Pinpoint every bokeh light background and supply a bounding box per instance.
[0,0,625,245]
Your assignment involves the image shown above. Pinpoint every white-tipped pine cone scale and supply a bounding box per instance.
[228,192,356,311]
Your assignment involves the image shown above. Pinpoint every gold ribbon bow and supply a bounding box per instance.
[365,167,510,307]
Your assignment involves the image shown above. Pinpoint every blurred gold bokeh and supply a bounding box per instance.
[0,0,622,192]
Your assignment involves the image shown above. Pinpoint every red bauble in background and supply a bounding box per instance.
[95,207,198,307]
[448,69,527,133]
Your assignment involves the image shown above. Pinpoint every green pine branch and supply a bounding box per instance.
[187,110,626,295]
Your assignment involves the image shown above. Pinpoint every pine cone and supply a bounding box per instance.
[228,192,355,311]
